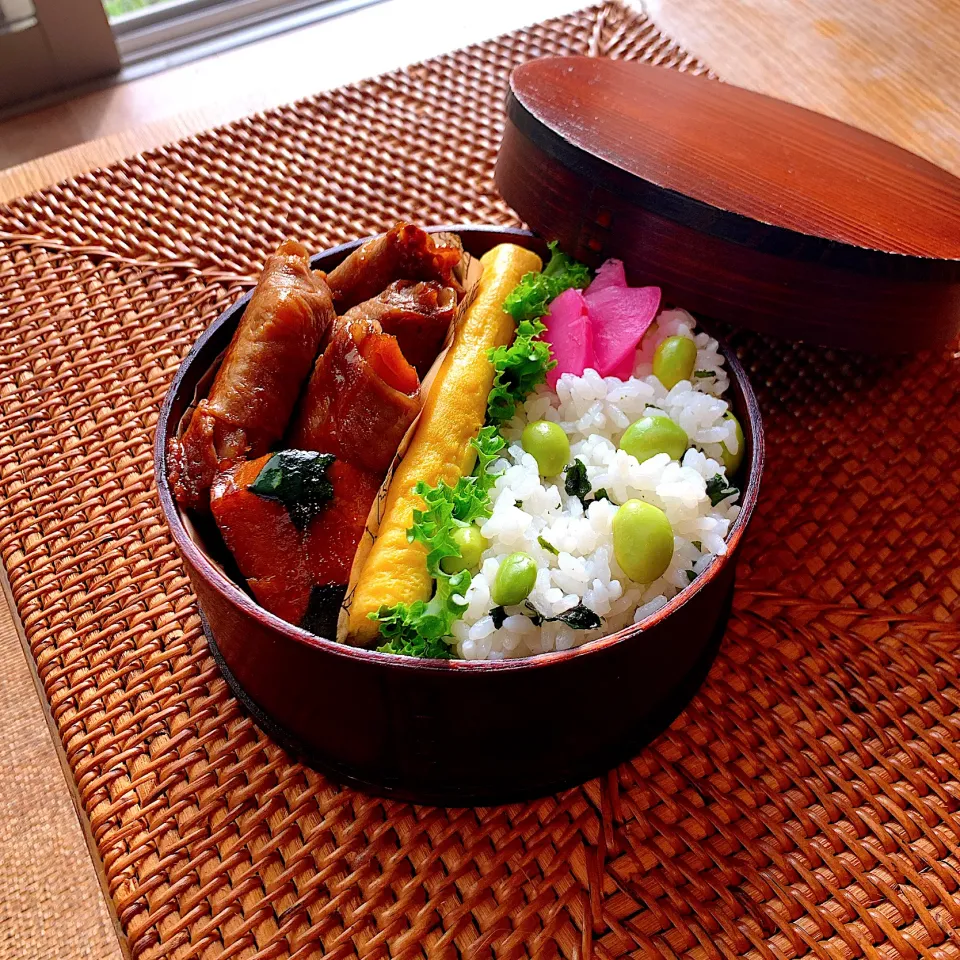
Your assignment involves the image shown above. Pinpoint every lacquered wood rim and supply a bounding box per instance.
[506,61,960,282]
[201,593,730,804]
[155,225,764,672]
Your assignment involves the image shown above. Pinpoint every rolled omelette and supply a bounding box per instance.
[346,243,543,645]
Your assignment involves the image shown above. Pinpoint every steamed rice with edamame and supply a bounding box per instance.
[451,310,742,660]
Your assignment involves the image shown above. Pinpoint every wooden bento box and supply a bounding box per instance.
[156,225,762,804]
[154,57,960,804]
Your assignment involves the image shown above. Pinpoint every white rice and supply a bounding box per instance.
[450,309,742,661]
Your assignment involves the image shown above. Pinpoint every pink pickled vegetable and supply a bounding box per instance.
[540,258,662,385]
[542,288,596,388]
[584,282,661,379]
[585,258,626,296]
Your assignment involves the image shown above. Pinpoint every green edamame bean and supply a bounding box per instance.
[652,336,697,390]
[440,525,489,575]
[491,552,537,606]
[619,415,688,464]
[613,499,674,584]
[521,420,570,477]
[720,411,745,476]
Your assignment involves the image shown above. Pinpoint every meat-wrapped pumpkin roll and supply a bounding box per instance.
[342,280,457,377]
[169,240,334,510]
[287,315,422,475]
[325,224,464,311]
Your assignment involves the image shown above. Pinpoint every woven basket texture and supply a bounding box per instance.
[2,3,960,958]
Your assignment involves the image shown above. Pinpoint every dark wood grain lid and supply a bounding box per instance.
[494,56,960,350]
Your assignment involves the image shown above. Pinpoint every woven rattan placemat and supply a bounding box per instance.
[3,3,960,958]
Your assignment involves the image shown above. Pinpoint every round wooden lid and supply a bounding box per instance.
[494,56,960,351]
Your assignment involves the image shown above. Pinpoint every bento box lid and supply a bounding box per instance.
[494,56,960,353]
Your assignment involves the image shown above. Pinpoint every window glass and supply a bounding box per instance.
[103,0,188,23]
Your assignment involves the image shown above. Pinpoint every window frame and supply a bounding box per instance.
[0,0,119,109]
[0,0,378,112]
[112,0,373,65]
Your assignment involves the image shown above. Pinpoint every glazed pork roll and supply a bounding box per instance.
[287,315,422,475]
[341,280,457,378]
[170,239,334,509]
[325,223,464,311]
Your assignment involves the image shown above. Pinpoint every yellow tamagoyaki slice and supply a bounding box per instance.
[347,243,543,645]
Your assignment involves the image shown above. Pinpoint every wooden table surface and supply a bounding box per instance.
[2,0,959,202]
[1,1,958,957]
